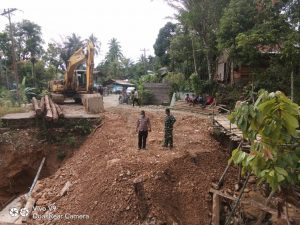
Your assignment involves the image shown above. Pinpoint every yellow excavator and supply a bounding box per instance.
[48,41,103,113]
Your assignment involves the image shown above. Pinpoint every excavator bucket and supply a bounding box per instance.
[81,93,104,114]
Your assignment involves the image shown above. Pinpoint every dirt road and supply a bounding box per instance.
[28,103,236,225]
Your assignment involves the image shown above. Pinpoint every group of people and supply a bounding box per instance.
[118,88,139,106]
[136,108,176,150]
[185,93,215,107]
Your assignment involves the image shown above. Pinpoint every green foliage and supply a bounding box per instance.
[66,136,76,147]
[153,22,176,66]
[190,74,218,95]
[0,105,24,118]
[140,74,160,83]
[60,33,84,68]
[165,72,188,92]
[140,90,154,105]
[229,90,300,191]
[190,73,202,95]
[216,85,241,109]
[136,82,154,105]
[15,20,44,60]
[217,0,256,52]
[66,119,93,135]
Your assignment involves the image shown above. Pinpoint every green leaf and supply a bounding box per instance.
[260,169,269,177]
[236,151,246,164]
[277,173,285,182]
[269,170,275,177]
[282,112,299,133]
[275,167,288,177]
[258,99,275,112]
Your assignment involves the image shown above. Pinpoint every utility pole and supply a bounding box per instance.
[140,48,149,75]
[1,8,18,91]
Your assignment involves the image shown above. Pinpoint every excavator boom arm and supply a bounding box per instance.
[64,47,86,90]
[86,41,94,93]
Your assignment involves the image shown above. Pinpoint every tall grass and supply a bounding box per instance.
[0,87,26,117]
[0,106,24,117]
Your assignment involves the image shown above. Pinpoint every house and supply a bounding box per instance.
[214,45,282,85]
[103,79,135,94]
[214,50,251,85]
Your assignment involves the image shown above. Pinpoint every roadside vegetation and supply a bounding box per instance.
[0,0,299,110]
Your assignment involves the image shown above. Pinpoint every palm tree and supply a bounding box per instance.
[105,38,123,63]
[88,34,101,56]
[104,38,124,79]
[60,33,83,68]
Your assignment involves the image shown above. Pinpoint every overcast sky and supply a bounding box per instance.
[0,0,176,64]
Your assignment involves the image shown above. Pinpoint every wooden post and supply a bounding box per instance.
[212,193,220,225]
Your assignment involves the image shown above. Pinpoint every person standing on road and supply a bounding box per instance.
[133,89,139,107]
[163,108,176,149]
[136,110,151,150]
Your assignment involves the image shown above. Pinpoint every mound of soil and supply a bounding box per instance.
[28,107,237,225]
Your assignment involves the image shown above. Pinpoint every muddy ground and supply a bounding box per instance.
[21,105,238,225]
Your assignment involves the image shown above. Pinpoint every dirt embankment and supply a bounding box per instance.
[28,108,237,225]
[0,119,97,208]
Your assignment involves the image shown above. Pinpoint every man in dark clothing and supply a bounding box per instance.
[163,108,176,149]
[136,110,151,150]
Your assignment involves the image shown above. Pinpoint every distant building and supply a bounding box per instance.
[215,45,282,85]
[103,79,135,94]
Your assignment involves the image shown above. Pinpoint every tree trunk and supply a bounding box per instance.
[44,95,53,121]
[31,97,42,116]
[202,37,213,81]
[206,53,212,81]
[191,35,198,75]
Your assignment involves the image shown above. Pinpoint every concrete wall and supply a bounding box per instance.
[143,83,171,105]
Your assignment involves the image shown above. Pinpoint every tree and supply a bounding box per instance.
[217,0,256,54]
[153,22,176,66]
[169,30,197,78]
[43,42,64,78]
[15,20,44,60]
[105,38,123,62]
[166,0,230,80]
[121,57,134,78]
[103,38,124,79]
[60,33,83,69]
[229,90,300,211]
[88,34,101,56]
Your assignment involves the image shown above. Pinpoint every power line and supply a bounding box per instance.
[0,8,17,16]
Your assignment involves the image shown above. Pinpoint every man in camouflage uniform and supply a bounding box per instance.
[163,108,176,149]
